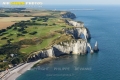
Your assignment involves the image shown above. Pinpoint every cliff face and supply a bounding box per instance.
[28,39,93,61]
[27,12,98,62]
[53,39,93,55]
[61,12,76,19]
[65,27,91,39]
[68,20,84,27]
[64,19,91,39]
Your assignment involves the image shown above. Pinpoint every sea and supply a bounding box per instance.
[17,5,120,80]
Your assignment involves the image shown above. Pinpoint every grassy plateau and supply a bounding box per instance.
[0,8,73,70]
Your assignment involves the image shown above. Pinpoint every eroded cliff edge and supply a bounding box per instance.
[28,12,99,62]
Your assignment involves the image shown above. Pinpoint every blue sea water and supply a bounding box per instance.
[17,5,120,80]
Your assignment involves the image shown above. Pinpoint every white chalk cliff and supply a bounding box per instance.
[28,39,94,60]
[68,20,84,27]
[27,12,98,61]
[65,27,91,40]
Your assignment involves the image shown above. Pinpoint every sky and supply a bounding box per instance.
[0,0,120,5]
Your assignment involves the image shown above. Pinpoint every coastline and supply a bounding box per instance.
[1,59,41,80]
[0,11,77,80]
[1,56,67,80]
[0,10,75,80]
[0,10,97,80]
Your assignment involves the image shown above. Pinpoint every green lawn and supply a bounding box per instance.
[20,33,61,54]
[0,16,72,54]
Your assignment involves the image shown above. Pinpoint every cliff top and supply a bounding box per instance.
[0,8,76,70]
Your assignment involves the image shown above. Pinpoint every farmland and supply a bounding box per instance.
[0,17,33,29]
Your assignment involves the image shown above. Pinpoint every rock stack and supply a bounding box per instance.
[93,41,99,52]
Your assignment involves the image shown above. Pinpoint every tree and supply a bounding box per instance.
[11,58,20,65]
[1,37,8,40]
[29,31,37,35]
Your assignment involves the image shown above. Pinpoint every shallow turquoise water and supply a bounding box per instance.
[17,5,120,80]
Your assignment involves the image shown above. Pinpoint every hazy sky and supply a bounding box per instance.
[0,0,120,5]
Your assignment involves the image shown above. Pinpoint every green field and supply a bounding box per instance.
[0,17,71,51]
[0,10,73,70]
